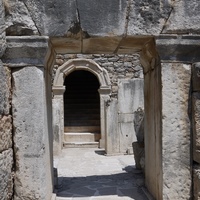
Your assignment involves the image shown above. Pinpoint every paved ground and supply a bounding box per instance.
[54,148,150,200]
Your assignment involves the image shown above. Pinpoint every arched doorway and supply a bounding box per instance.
[64,70,101,146]
[52,59,111,155]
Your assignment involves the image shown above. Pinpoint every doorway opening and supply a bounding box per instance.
[64,70,101,147]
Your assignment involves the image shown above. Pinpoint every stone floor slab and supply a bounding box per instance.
[54,148,150,200]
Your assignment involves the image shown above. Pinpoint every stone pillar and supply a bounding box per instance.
[3,36,53,200]
[98,87,111,149]
[0,2,14,199]
[192,63,200,200]
[162,63,191,199]
[52,86,65,156]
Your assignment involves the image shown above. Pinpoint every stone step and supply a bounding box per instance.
[65,120,100,126]
[63,142,99,148]
[64,132,101,142]
[64,126,100,132]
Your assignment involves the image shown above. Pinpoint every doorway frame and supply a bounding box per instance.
[52,58,111,155]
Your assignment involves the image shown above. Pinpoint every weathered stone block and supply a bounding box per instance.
[162,63,191,199]
[192,92,200,163]
[77,0,128,36]
[0,61,11,116]
[128,0,172,35]
[5,0,39,35]
[0,0,6,57]
[12,66,52,200]
[163,0,200,34]
[194,165,200,200]
[0,148,13,200]
[192,63,200,92]
[0,115,12,153]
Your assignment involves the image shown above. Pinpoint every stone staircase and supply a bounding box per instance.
[63,71,100,148]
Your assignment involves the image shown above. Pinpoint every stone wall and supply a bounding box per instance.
[53,54,143,97]
[0,1,14,200]
[0,62,13,200]
[53,54,144,154]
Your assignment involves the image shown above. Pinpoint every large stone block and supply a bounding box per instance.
[5,0,39,36]
[163,0,200,34]
[194,165,200,200]
[0,148,13,200]
[77,0,128,36]
[162,63,191,199]
[118,79,144,153]
[0,115,12,153]
[12,66,52,200]
[0,0,6,57]
[128,0,172,35]
[192,92,200,163]
[192,63,200,92]
[0,61,11,116]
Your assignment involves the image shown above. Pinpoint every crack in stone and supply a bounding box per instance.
[23,1,41,35]
[160,1,175,34]
[124,0,132,36]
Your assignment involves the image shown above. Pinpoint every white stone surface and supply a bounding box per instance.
[12,66,53,200]
[118,79,144,154]
[162,63,191,199]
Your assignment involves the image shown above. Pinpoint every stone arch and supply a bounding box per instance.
[52,59,111,155]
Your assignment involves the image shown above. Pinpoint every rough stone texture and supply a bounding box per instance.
[128,0,172,35]
[77,0,128,36]
[163,0,200,34]
[0,148,13,200]
[0,0,6,57]
[118,79,144,153]
[12,66,52,200]
[193,165,200,200]
[162,63,191,199]
[5,0,39,35]
[0,115,12,153]
[192,63,200,92]
[144,61,162,200]
[53,54,143,98]
[0,60,10,116]
[192,92,200,163]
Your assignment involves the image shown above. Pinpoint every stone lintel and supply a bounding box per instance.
[2,36,49,67]
[156,35,200,63]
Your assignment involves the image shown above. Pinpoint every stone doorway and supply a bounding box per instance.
[63,70,101,147]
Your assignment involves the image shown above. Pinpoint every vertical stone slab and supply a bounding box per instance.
[193,165,200,200]
[105,98,120,155]
[162,63,191,199]
[118,79,144,153]
[144,63,162,200]
[52,98,64,156]
[12,66,52,200]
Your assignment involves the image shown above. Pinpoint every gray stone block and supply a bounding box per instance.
[192,92,200,163]
[12,66,52,200]
[0,115,12,153]
[0,148,13,200]
[193,165,200,200]
[162,63,191,199]
[77,0,128,36]
[163,0,200,34]
[128,0,172,35]
[192,63,200,92]
[0,61,11,116]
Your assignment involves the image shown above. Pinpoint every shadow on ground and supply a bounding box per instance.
[56,166,148,199]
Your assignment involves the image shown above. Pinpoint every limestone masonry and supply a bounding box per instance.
[1,0,200,199]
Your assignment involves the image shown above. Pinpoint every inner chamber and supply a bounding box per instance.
[64,70,101,146]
